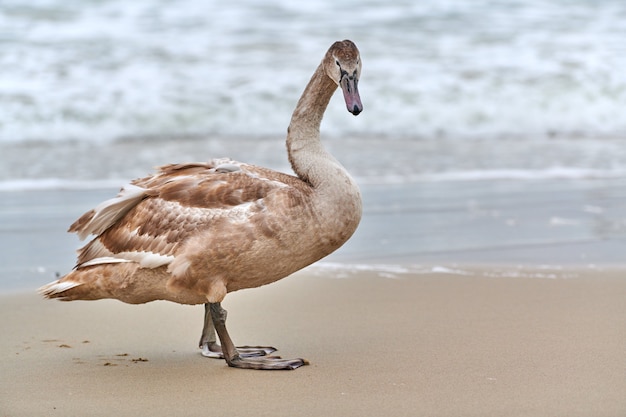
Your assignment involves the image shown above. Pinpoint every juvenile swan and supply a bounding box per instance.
[39,40,363,370]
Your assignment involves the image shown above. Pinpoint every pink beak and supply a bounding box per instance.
[340,74,363,116]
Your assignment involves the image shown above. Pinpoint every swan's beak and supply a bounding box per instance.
[340,74,363,116]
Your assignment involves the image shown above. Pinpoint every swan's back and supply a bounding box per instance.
[76,159,313,254]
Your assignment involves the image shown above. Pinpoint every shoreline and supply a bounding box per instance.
[2,175,625,415]
[3,177,626,293]
[2,268,625,416]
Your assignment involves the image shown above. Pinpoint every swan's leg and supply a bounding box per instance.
[199,303,277,358]
[199,303,223,358]
[209,302,308,370]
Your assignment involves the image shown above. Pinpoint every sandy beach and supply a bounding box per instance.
[3,1,626,415]
[1,181,626,416]
[2,267,625,417]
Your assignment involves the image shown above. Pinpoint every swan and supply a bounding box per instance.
[39,40,363,370]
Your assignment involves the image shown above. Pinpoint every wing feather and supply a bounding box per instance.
[72,158,311,269]
[69,184,149,240]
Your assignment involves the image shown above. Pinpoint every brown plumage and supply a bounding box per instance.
[39,40,363,370]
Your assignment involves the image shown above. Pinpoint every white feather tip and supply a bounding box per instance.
[38,280,82,298]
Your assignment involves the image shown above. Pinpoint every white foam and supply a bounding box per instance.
[2,164,625,193]
[3,0,626,189]
[309,262,584,280]
[309,262,474,279]
[0,178,127,192]
[369,167,626,184]
[2,0,626,144]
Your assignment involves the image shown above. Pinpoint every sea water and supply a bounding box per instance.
[2,0,626,187]
[2,0,626,291]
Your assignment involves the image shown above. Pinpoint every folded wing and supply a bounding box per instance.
[70,158,307,270]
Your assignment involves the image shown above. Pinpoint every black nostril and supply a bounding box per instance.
[351,105,362,116]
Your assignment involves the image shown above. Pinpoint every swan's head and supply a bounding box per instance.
[326,40,363,116]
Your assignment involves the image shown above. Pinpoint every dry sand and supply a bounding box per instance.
[1,267,625,417]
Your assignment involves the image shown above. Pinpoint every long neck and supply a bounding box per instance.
[285,59,363,249]
[286,62,340,187]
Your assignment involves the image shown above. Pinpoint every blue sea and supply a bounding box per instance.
[1,0,626,291]
[2,0,626,187]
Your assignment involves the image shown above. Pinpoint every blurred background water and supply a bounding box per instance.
[2,0,626,187]
[2,0,626,291]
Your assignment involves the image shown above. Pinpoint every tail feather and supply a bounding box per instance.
[37,262,157,303]
[38,280,82,299]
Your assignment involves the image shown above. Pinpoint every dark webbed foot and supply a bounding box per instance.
[200,341,277,359]
[199,303,277,359]
[228,355,309,370]
[208,302,309,370]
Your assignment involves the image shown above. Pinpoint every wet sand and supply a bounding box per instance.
[2,268,625,416]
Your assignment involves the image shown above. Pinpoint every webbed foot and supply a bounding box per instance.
[208,302,309,371]
[227,355,309,370]
[200,341,277,359]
